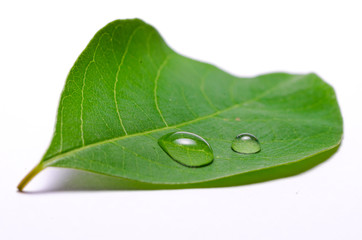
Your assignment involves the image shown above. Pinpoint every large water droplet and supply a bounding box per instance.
[158,131,214,167]
[231,133,261,154]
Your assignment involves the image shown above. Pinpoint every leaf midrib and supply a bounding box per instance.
[42,74,305,167]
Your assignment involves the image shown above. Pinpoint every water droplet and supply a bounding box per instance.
[158,131,214,167]
[231,133,261,154]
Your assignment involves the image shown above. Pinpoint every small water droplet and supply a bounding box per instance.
[158,131,213,167]
[231,133,261,154]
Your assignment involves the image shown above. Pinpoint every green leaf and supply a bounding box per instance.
[18,19,343,191]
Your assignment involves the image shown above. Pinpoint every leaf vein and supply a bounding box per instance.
[154,55,171,126]
[114,25,145,135]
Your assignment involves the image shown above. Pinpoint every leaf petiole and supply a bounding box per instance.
[17,163,45,192]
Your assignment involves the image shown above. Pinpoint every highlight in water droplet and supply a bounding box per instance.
[158,131,214,167]
[231,133,261,154]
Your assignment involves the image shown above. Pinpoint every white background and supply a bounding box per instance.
[1,0,361,239]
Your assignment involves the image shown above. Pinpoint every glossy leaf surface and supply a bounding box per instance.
[18,19,343,190]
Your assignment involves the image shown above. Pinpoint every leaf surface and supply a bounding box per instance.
[18,19,343,190]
